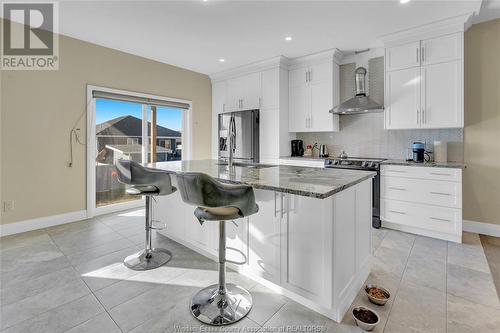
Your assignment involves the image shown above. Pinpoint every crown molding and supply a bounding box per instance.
[379,13,474,47]
[288,48,344,67]
[210,56,289,82]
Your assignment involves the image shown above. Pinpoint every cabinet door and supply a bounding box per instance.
[226,77,243,111]
[259,108,280,161]
[241,72,261,110]
[309,61,336,132]
[212,81,227,159]
[281,193,332,304]
[261,68,279,110]
[152,180,185,241]
[386,41,421,71]
[385,68,421,129]
[421,33,462,66]
[289,84,310,132]
[421,61,462,128]
[247,190,281,284]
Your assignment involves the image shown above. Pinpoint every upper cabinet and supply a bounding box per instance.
[383,25,465,130]
[385,41,421,71]
[226,72,261,111]
[288,50,342,132]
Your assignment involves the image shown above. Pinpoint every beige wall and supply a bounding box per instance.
[1,24,212,224]
[463,18,500,225]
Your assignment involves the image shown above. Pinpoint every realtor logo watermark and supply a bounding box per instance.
[1,2,59,70]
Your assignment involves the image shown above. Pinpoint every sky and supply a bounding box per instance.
[95,99,183,131]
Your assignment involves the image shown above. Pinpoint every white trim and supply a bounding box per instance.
[0,210,87,237]
[382,220,462,243]
[463,220,500,237]
[86,84,193,218]
[379,13,474,47]
[210,56,289,83]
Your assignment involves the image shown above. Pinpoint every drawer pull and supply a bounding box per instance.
[429,217,452,222]
[388,210,406,215]
[388,170,406,173]
[430,191,452,196]
[430,172,452,176]
[388,187,406,191]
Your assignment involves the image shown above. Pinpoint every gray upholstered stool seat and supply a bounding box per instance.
[176,172,259,326]
[115,159,176,271]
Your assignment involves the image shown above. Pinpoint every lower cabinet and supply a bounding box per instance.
[380,165,463,242]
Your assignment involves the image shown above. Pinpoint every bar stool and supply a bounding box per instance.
[176,172,259,326]
[115,159,175,270]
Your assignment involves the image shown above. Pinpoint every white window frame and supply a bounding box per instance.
[86,85,193,218]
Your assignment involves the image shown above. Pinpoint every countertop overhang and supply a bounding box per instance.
[148,159,376,199]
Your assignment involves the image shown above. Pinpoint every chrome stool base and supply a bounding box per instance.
[191,283,252,325]
[124,248,172,271]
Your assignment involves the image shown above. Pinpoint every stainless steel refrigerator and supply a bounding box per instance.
[218,110,259,163]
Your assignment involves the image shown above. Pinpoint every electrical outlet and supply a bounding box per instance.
[3,200,14,212]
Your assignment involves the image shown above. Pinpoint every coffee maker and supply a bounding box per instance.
[412,142,429,163]
[291,140,304,157]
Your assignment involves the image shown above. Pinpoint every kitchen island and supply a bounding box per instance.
[149,160,375,322]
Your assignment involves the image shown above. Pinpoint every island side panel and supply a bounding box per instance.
[332,178,373,321]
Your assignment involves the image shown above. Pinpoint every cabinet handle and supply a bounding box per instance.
[430,217,451,222]
[223,103,225,112]
[421,47,424,63]
[281,193,285,219]
[305,71,308,83]
[430,191,452,196]
[416,47,419,63]
[274,192,278,217]
[388,187,406,191]
[241,99,244,109]
[259,97,261,107]
[389,210,406,215]
[308,71,312,82]
[388,170,406,173]
[309,117,312,128]
[422,108,425,124]
[430,172,452,176]
[417,109,420,124]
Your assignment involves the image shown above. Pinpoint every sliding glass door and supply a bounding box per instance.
[90,88,188,213]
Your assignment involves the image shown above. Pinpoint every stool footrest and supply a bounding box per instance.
[225,247,247,265]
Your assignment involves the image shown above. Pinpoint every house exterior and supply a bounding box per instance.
[96,115,182,163]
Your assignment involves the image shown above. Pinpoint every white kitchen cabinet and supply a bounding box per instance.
[380,165,462,243]
[385,68,421,129]
[421,33,462,66]
[279,158,325,168]
[261,68,280,110]
[259,109,280,162]
[281,192,333,305]
[385,41,421,71]
[383,23,464,130]
[212,81,227,159]
[226,72,261,111]
[288,51,341,133]
[421,61,463,128]
[246,190,281,284]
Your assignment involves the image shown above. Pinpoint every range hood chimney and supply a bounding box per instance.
[330,66,384,115]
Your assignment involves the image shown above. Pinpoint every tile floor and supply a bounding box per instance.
[1,209,499,333]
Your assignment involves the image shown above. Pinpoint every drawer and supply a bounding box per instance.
[381,176,462,208]
[381,165,462,182]
[381,199,461,235]
[279,159,325,168]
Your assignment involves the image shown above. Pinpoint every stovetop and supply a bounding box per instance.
[324,157,386,170]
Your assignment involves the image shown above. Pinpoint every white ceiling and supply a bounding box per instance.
[15,1,500,74]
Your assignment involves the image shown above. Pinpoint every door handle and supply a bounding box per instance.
[430,217,451,222]
[430,191,452,196]
[388,210,406,215]
[388,187,406,191]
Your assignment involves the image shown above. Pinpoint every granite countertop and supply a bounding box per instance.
[381,159,466,169]
[149,159,376,199]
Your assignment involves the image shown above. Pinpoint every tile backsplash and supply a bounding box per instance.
[296,113,464,161]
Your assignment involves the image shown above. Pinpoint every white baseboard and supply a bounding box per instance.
[463,220,500,237]
[0,210,88,237]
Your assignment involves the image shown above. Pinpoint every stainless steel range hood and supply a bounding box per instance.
[330,67,384,115]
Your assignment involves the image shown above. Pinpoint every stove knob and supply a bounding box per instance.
[333,159,340,165]
[361,161,369,168]
[369,162,376,168]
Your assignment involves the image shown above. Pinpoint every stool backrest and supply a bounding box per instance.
[175,172,258,217]
[115,159,175,196]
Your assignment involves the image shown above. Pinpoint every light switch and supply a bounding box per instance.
[3,200,14,212]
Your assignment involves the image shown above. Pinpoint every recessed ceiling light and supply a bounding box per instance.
[400,0,411,3]
[219,58,225,63]
[285,36,293,41]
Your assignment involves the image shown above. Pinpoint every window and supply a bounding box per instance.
[127,138,139,145]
